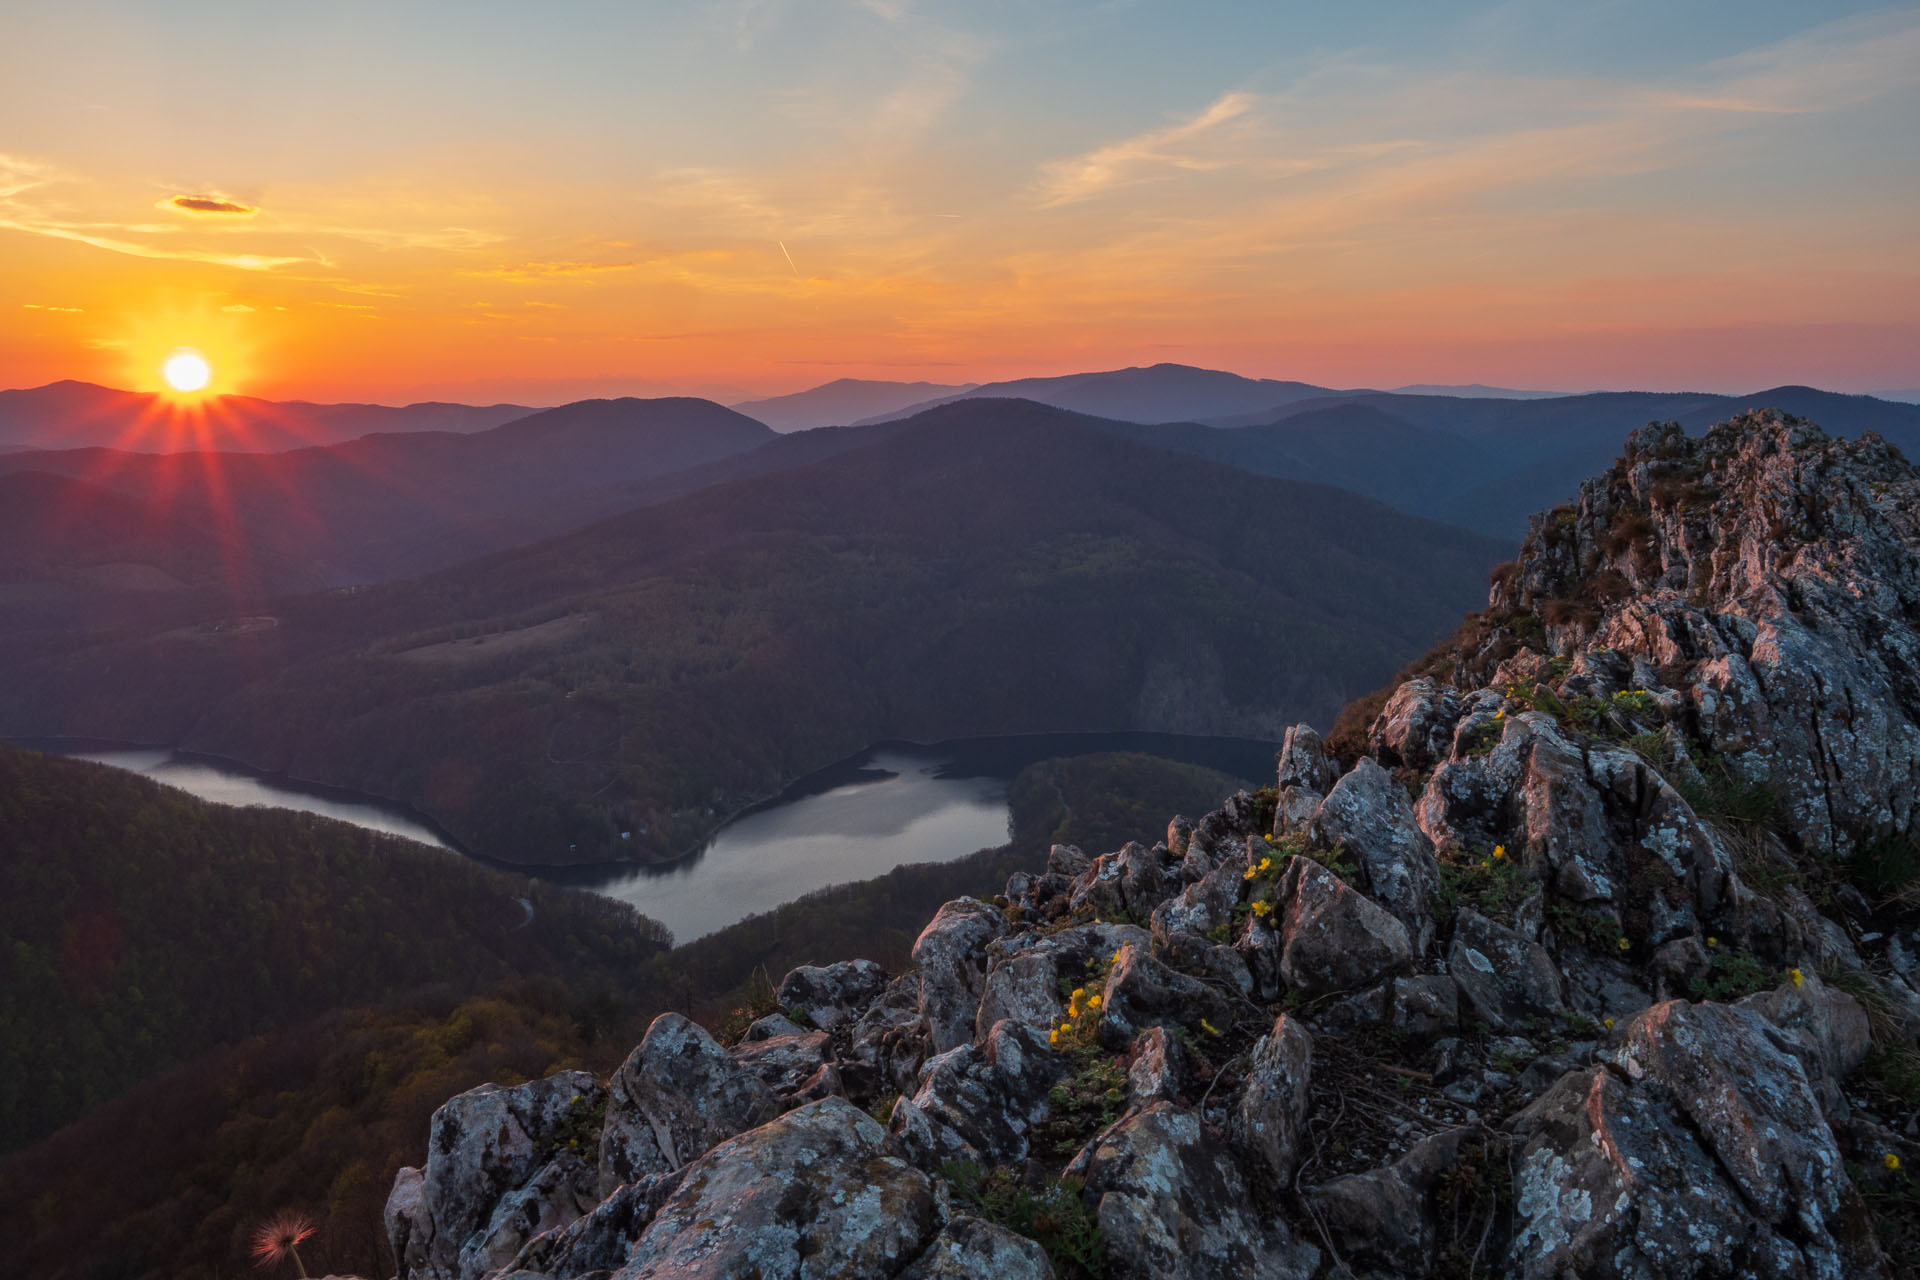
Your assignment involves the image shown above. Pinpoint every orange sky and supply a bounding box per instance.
[4,3,1917,404]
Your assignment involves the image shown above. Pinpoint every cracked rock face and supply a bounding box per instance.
[389,414,1917,1280]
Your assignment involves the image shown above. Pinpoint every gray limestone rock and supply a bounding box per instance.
[616,1097,938,1279]
[912,897,1011,1054]
[1229,1014,1312,1186]
[774,958,888,1032]
[1069,1102,1318,1280]
[1275,856,1414,998]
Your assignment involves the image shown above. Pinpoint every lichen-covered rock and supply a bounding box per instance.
[616,1097,938,1279]
[1070,1102,1318,1279]
[913,898,1011,1054]
[1124,1025,1188,1109]
[1070,840,1177,922]
[506,1172,684,1278]
[975,949,1067,1042]
[849,972,932,1096]
[1303,1127,1474,1277]
[1735,971,1873,1117]
[1389,972,1460,1041]
[1506,997,1887,1278]
[729,1030,832,1096]
[1276,723,1335,793]
[1229,1014,1311,1186]
[889,1020,1069,1167]
[458,1152,597,1280]
[776,958,888,1032]
[1097,942,1234,1050]
[598,1014,776,1195]
[1274,856,1414,997]
[1370,678,1463,772]
[1149,861,1241,946]
[896,1215,1056,1279]
[1448,908,1565,1030]
[388,1071,604,1280]
[1310,756,1443,950]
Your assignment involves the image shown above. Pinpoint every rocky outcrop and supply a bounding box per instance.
[388,413,1919,1280]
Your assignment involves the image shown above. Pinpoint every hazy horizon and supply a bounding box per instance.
[4,1,1916,404]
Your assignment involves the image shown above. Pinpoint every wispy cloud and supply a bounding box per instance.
[1033,92,1259,207]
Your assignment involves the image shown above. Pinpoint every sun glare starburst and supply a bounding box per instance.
[162,347,213,394]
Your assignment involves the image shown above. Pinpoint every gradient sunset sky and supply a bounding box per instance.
[5,1,1917,404]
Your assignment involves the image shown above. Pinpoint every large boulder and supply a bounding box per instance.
[388,1070,602,1280]
[912,898,1011,1054]
[1369,678,1463,772]
[505,1172,683,1278]
[1506,998,1886,1278]
[896,1216,1056,1279]
[1069,840,1178,921]
[1069,1102,1318,1279]
[1448,908,1565,1031]
[1097,942,1235,1050]
[889,1020,1070,1167]
[1303,1128,1476,1278]
[776,958,889,1031]
[618,1097,939,1278]
[597,1014,777,1194]
[1310,757,1443,950]
[1229,1015,1312,1186]
[1275,856,1414,997]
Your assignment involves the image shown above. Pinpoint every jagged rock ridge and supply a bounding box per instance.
[385,412,1920,1279]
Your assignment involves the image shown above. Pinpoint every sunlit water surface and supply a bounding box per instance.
[25,733,1277,944]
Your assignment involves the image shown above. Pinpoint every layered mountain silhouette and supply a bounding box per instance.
[849,363,1345,425]
[0,400,1506,867]
[0,380,533,453]
[0,397,775,587]
[730,378,976,432]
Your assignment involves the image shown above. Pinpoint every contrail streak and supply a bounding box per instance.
[778,241,798,275]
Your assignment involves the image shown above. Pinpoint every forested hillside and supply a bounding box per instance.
[0,746,669,1153]
[0,749,1244,1280]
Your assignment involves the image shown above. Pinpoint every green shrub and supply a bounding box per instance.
[1688,948,1774,1002]
[942,1160,1105,1278]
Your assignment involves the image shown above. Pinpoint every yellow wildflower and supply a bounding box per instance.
[1492,845,1506,860]
[1251,900,1272,918]
[1886,1153,1902,1172]
[1617,937,1632,951]
[1790,968,1804,988]
[1604,1018,1615,1029]
[1493,709,1506,720]
[1112,949,1124,966]
[1479,860,1490,870]
[1706,936,1718,949]
[1259,856,1272,871]
[1243,867,1258,881]
[1060,1022,1073,1036]
[1049,1028,1059,1044]
[1088,994,1102,1009]
[1071,987,1085,1000]
[1200,1018,1221,1037]
[1264,833,1276,844]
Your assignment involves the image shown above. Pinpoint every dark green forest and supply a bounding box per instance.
[0,746,669,1154]
[0,748,1248,1280]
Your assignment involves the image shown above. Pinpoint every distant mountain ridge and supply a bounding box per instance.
[0,398,1508,867]
[730,378,977,432]
[850,362,1346,425]
[0,380,535,452]
[0,396,776,589]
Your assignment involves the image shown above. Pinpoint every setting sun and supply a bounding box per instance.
[161,348,213,394]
